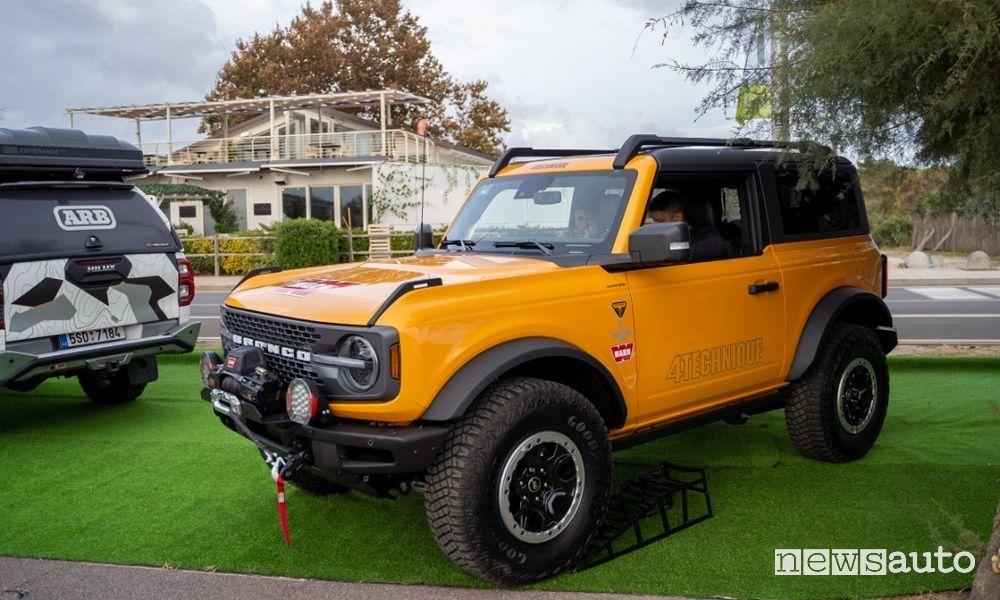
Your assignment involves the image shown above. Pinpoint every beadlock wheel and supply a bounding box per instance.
[835,357,878,434]
[785,324,890,463]
[424,377,612,584]
[497,430,586,544]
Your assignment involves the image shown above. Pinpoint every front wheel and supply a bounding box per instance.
[785,324,889,462]
[424,377,612,584]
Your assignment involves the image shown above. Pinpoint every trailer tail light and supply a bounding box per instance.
[178,257,196,307]
[880,253,888,298]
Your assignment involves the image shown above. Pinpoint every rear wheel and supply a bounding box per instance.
[785,324,889,462]
[424,377,612,584]
[78,369,146,405]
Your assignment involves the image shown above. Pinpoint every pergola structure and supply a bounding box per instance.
[65,90,433,160]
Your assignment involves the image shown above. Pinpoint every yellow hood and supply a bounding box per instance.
[224,253,560,325]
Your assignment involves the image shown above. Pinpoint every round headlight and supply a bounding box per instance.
[337,335,379,392]
[200,352,221,389]
[285,378,319,425]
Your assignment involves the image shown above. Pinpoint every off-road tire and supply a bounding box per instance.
[785,324,889,462]
[285,468,350,495]
[424,377,612,585]
[78,370,146,405]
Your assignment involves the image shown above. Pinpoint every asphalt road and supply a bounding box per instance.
[0,556,681,600]
[192,286,1000,345]
[885,285,1000,343]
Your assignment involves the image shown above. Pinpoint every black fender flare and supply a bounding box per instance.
[787,286,897,381]
[420,337,627,426]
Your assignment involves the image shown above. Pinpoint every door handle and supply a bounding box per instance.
[748,281,780,295]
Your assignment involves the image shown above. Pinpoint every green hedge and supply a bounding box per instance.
[273,219,342,269]
[180,225,449,274]
[870,214,914,248]
[182,235,276,275]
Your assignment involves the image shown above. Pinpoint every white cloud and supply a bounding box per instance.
[0,0,736,149]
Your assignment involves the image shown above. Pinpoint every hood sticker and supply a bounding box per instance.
[271,278,360,297]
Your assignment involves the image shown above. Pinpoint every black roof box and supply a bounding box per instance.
[0,126,147,175]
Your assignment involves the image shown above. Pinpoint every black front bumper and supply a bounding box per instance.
[205,387,449,495]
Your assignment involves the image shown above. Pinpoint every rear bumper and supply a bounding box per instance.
[206,387,449,494]
[0,320,200,386]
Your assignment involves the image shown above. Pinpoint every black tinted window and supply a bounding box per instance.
[775,169,862,236]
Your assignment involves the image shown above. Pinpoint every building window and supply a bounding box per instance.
[253,203,272,216]
[310,186,335,221]
[178,205,197,219]
[340,185,364,229]
[282,187,306,219]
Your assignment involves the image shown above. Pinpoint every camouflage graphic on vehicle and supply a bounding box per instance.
[2,253,178,342]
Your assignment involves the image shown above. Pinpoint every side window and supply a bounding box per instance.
[644,173,756,261]
[775,169,863,237]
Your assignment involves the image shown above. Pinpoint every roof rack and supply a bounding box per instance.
[487,135,833,177]
[0,126,147,175]
[488,147,614,178]
[611,134,829,169]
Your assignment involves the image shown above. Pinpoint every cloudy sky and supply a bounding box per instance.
[0,0,736,149]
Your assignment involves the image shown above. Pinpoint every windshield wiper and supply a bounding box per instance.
[492,240,554,256]
[440,239,476,251]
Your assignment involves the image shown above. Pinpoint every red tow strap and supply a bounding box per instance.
[270,459,291,546]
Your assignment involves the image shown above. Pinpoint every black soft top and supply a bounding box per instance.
[0,126,147,177]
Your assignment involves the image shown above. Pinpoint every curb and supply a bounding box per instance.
[890,278,1000,286]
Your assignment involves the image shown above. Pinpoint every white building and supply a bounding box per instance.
[66,90,493,235]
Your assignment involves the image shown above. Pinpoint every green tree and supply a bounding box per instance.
[204,196,239,234]
[202,0,510,156]
[646,1,1000,215]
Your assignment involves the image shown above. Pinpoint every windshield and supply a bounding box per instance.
[446,170,637,255]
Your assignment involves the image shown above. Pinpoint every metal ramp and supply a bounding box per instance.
[576,462,713,571]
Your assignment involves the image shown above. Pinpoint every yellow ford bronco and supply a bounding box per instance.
[201,135,896,583]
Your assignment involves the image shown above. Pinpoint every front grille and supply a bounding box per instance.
[222,309,322,385]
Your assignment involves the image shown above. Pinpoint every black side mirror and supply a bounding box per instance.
[414,223,433,249]
[628,221,691,264]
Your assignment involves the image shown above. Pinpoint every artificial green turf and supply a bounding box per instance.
[0,355,997,599]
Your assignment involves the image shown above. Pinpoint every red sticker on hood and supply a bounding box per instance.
[271,278,359,297]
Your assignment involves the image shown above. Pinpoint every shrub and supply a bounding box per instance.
[273,219,341,269]
[182,234,277,275]
[870,214,914,248]
[204,197,239,234]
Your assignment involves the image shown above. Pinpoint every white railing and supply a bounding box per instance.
[139,129,443,168]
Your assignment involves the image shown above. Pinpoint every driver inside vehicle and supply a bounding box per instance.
[572,203,601,238]
[646,189,728,261]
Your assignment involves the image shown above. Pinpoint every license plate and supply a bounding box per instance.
[58,327,125,349]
